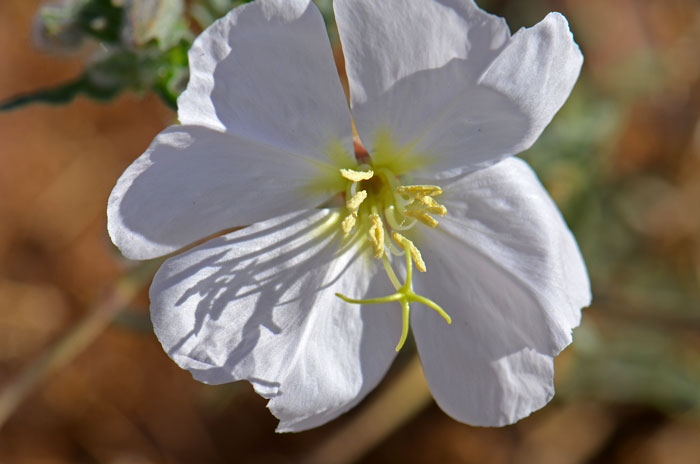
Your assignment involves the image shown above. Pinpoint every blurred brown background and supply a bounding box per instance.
[1,0,699,463]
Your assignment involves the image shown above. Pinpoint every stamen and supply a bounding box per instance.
[341,213,357,236]
[381,254,401,290]
[368,213,385,258]
[332,139,453,351]
[386,238,405,257]
[419,196,447,216]
[396,183,446,227]
[404,209,439,227]
[384,205,417,231]
[392,232,426,272]
[396,185,442,198]
[346,190,367,211]
[340,168,374,182]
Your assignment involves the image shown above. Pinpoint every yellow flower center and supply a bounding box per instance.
[329,134,452,351]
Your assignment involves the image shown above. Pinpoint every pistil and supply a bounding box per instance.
[336,239,452,351]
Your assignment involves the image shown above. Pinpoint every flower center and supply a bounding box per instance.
[339,166,446,259]
[333,145,452,351]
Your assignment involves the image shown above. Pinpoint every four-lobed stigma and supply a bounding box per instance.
[335,163,452,351]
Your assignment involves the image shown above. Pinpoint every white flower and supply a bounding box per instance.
[107,0,591,432]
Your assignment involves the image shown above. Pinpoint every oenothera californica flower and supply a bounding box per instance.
[108,0,591,432]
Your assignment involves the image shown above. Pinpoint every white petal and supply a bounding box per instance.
[108,126,331,260]
[454,12,583,168]
[150,210,401,432]
[179,0,352,157]
[335,1,582,173]
[410,157,590,425]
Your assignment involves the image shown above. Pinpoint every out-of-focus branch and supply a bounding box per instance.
[305,355,433,464]
[0,260,159,429]
[586,298,700,330]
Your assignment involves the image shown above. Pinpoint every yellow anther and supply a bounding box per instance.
[340,168,374,182]
[341,213,357,236]
[392,232,426,272]
[419,196,447,216]
[396,184,442,198]
[404,209,439,227]
[346,190,367,211]
[368,213,385,258]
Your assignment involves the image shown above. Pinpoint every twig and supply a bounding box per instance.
[305,355,433,464]
[0,260,159,429]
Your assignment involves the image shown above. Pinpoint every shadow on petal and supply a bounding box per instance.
[150,209,401,430]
